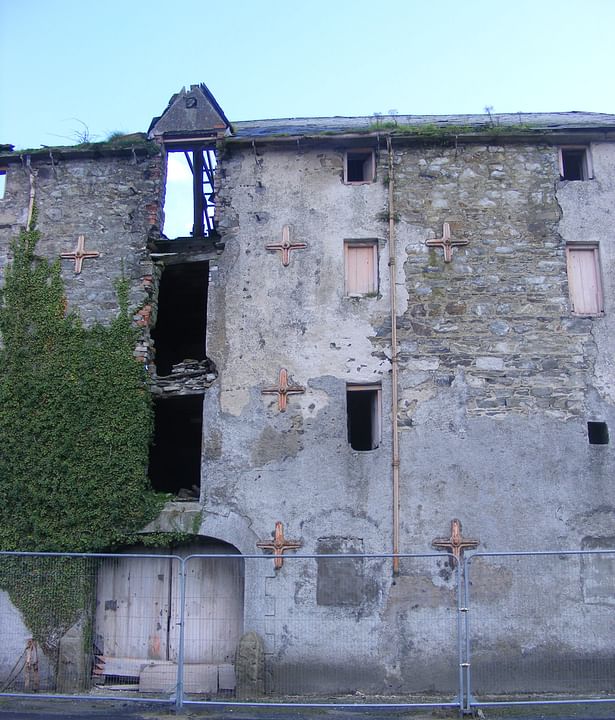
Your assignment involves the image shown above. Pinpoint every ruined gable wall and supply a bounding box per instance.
[0,148,163,329]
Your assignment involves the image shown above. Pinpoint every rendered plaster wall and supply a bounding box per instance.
[0,149,163,328]
[204,137,615,693]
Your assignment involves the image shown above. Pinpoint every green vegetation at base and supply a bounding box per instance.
[0,213,167,648]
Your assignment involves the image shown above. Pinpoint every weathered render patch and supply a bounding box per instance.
[557,142,615,407]
[394,143,592,419]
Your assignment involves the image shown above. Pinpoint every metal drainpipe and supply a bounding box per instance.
[25,156,35,231]
[386,137,401,576]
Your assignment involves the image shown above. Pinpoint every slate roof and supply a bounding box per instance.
[231,112,615,140]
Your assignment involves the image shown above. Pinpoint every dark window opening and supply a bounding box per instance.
[347,385,381,451]
[588,421,609,445]
[163,145,216,239]
[152,262,208,376]
[560,148,589,181]
[149,395,203,495]
[345,150,374,183]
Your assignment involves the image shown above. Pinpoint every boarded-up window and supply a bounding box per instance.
[344,241,378,296]
[566,244,604,316]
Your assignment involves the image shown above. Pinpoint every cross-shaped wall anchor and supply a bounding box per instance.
[256,521,302,570]
[261,368,305,412]
[432,519,479,566]
[265,225,307,266]
[60,235,101,274]
[425,222,469,262]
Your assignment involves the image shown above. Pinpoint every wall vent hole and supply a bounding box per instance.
[588,421,609,445]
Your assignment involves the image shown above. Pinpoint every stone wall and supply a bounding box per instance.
[0,145,163,330]
[393,141,589,420]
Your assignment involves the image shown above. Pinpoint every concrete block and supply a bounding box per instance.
[139,663,217,693]
[218,663,236,690]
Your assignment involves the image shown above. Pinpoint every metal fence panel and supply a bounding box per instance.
[465,550,615,707]
[182,552,461,708]
[0,551,180,703]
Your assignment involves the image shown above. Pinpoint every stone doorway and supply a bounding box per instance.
[94,539,244,693]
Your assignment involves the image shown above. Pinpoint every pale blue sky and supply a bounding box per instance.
[1,0,614,151]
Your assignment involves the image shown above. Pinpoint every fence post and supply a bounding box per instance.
[175,556,187,710]
[456,553,465,715]
[462,555,472,714]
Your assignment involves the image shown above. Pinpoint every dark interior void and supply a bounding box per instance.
[347,389,378,451]
[149,395,203,494]
[588,421,609,445]
[561,149,586,180]
[346,151,372,182]
[152,262,208,376]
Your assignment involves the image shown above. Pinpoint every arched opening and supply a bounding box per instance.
[95,538,244,693]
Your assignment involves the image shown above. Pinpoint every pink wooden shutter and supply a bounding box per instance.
[345,244,376,294]
[567,246,603,315]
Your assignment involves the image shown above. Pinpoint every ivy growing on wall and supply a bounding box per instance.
[0,217,165,552]
[0,217,167,647]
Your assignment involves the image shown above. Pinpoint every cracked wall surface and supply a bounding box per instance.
[202,136,615,691]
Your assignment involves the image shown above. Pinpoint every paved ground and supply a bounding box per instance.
[0,698,614,720]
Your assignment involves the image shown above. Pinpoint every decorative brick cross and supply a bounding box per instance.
[257,521,302,569]
[261,368,305,412]
[432,519,479,566]
[265,225,307,267]
[425,222,469,262]
[61,235,100,274]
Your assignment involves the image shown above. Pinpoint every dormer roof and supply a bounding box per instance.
[148,83,232,141]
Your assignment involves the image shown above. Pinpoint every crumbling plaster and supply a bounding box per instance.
[206,136,615,570]
[204,142,395,552]
[556,142,615,407]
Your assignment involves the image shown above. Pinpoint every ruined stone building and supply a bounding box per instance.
[1,85,614,696]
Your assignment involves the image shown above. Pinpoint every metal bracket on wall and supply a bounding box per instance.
[60,234,101,274]
[425,222,469,262]
[256,521,302,569]
[261,368,305,412]
[432,518,479,566]
[265,225,307,267]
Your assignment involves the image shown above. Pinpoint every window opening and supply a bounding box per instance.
[0,170,6,200]
[588,421,609,445]
[559,147,591,181]
[152,262,209,376]
[162,145,216,239]
[347,385,381,451]
[345,240,378,296]
[345,150,375,183]
[149,394,203,495]
[566,244,604,316]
